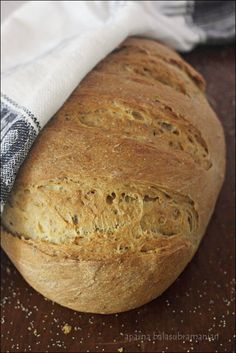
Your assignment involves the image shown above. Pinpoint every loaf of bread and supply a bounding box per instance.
[1,37,225,314]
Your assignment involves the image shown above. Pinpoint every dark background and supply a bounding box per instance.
[1,44,235,353]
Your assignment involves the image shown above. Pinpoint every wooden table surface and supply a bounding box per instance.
[1,44,235,353]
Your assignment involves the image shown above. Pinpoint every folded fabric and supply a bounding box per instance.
[1,0,235,210]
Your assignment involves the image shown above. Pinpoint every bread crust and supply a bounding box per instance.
[1,37,225,313]
[1,227,194,314]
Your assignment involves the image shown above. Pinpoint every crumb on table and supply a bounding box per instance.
[62,323,72,334]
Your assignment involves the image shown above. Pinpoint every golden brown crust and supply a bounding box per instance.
[1,37,225,313]
[95,37,206,93]
[1,227,194,314]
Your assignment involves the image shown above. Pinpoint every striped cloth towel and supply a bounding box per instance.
[1,0,235,211]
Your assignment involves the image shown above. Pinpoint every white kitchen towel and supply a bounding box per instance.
[1,0,235,209]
